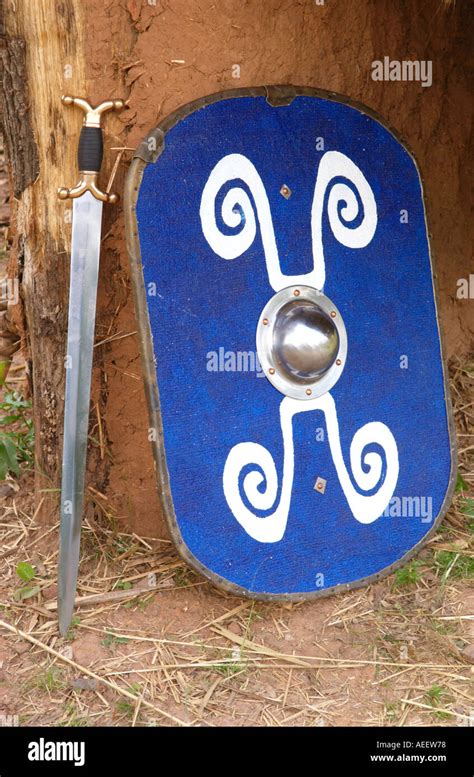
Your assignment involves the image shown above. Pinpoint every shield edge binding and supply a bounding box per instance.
[124,84,457,600]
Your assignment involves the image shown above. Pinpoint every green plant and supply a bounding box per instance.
[212,661,245,677]
[425,684,452,719]
[174,567,191,587]
[65,616,81,641]
[116,700,135,718]
[431,618,455,635]
[137,595,154,611]
[394,561,422,587]
[14,561,40,601]
[16,561,35,582]
[64,707,88,727]
[210,649,246,677]
[114,579,132,591]
[101,631,130,648]
[455,472,469,494]
[31,667,66,693]
[107,536,134,560]
[459,495,474,533]
[434,550,474,581]
[122,592,155,612]
[0,391,34,479]
[460,498,474,518]
[425,684,446,704]
[384,701,400,720]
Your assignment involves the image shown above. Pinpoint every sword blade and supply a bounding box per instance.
[58,192,103,635]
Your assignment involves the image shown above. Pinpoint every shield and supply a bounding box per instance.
[125,86,456,599]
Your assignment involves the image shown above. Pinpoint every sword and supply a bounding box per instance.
[57,95,124,636]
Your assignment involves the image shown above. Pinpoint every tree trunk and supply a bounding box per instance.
[0,0,121,521]
[1,0,471,536]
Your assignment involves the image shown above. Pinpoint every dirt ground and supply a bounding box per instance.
[0,353,472,726]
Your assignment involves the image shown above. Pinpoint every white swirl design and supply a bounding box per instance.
[201,148,396,543]
[322,395,399,525]
[199,153,286,289]
[311,151,378,275]
[223,399,295,543]
[200,151,377,291]
[223,394,399,543]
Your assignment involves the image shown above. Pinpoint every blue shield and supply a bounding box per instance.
[126,87,455,598]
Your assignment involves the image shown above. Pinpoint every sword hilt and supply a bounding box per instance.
[58,96,125,203]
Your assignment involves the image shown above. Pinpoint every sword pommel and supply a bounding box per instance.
[58,95,125,203]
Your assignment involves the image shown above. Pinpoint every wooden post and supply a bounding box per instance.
[0,0,87,518]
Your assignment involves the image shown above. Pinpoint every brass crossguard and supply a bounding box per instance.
[58,95,125,203]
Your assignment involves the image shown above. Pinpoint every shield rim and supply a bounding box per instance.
[124,84,457,600]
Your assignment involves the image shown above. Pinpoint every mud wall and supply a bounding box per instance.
[82,0,472,536]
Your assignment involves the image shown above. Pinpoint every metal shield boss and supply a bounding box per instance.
[125,87,455,599]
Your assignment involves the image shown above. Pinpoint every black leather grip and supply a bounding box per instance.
[78,126,103,172]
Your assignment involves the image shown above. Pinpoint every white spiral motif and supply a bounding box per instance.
[223,443,283,543]
[203,149,393,543]
[223,401,296,543]
[223,394,399,543]
[200,153,285,287]
[322,396,399,525]
[311,151,377,288]
[201,151,377,292]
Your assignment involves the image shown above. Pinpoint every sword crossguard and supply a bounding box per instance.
[58,95,125,203]
[58,173,119,204]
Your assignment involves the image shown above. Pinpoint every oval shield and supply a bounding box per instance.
[125,86,456,599]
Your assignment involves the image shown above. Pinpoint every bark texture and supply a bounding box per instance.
[2,0,94,514]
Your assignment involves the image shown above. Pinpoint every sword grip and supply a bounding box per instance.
[78,126,103,173]
[58,95,125,203]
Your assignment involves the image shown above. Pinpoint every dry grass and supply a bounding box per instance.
[0,357,472,727]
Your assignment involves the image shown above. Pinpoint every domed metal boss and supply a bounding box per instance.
[256,286,347,400]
